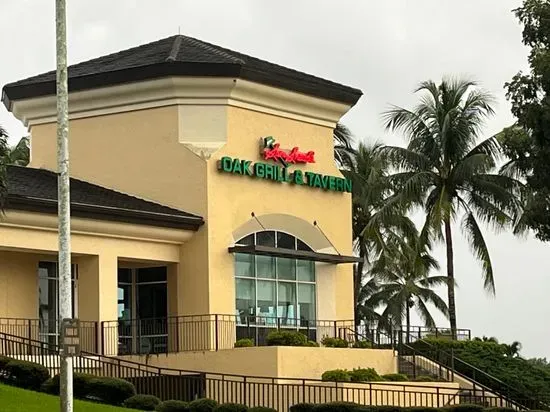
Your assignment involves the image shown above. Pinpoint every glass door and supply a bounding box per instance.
[38,262,77,346]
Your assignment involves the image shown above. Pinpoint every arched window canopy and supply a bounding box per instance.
[228,236,361,264]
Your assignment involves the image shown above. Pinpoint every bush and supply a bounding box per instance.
[235,338,254,348]
[123,394,161,411]
[349,367,383,382]
[312,402,363,412]
[351,341,372,349]
[321,369,351,382]
[188,398,219,412]
[0,355,11,371]
[307,340,320,347]
[412,375,436,382]
[266,330,307,347]
[5,359,50,390]
[41,373,95,398]
[213,403,248,412]
[443,405,485,412]
[484,409,517,412]
[157,400,190,412]
[289,403,316,412]
[381,373,409,382]
[88,376,136,405]
[321,337,349,348]
[248,407,277,412]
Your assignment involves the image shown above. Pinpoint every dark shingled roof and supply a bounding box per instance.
[5,165,204,230]
[2,35,362,109]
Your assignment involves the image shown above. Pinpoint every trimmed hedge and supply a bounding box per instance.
[381,373,408,382]
[123,394,161,410]
[312,402,363,412]
[235,338,255,348]
[0,355,11,371]
[321,369,351,382]
[213,403,248,412]
[266,331,308,347]
[352,341,372,349]
[5,359,50,390]
[289,403,316,412]
[41,372,135,405]
[321,337,349,348]
[156,400,189,412]
[248,407,277,412]
[188,398,219,412]
[349,368,382,382]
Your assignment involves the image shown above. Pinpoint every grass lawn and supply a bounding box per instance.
[0,383,138,411]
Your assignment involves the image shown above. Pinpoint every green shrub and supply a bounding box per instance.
[88,376,136,405]
[351,341,372,349]
[266,330,307,347]
[321,337,349,348]
[156,400,189,412]
[123,394,161,411]
[412,375,436,382]
[188,398,219,412]
[213,403,248,412]
[349,367,382,382]
[248,407,277,412]
[0,355,11,371]
[405,408,440,412]
[443,405,485,412]
[484,409,517,412]
[370,407,401,412]
[321,369,351,382]
[5,359,50,390]
[307,340,320,347]
[41,373,95,398]
[289,403,316,412]
[235,338,254,348]
[381,373,409,382]
[312,402,363,412]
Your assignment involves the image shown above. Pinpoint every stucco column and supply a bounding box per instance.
[77,252,118,355]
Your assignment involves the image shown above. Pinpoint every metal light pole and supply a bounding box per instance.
[56,0,73,411]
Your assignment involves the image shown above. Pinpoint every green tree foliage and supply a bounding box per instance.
[3,136,30,166]
[368,233,449,338]
[0,125,9,210]
[503,0,550,241]
[383,78,524,337]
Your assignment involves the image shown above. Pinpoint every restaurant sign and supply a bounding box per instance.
[217,137,352,193]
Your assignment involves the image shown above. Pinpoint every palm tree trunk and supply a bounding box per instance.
[353,246,365,327]
[406,303,411,344]
[444,218,458,339]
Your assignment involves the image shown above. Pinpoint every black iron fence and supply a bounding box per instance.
[0,331,534,411]
[0,317,98,353]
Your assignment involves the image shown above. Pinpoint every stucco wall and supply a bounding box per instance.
[122,347,396,379]
[0,251,39,319]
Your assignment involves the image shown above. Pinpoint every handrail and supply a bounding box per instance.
[398,331,549,409]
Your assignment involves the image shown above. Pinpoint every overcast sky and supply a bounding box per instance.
[1,1,547,358]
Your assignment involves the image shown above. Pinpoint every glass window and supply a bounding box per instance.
[137,267,167,283]
[235,253,255,277]
[236,278,255,318]
[118,284,132,320]
[277,258,296,280]
[277,232,295,249]
[297,260,315,282]
[234,231,316,327]
[298,284,316,324]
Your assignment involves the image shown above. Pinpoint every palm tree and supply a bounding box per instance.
[382,78,524,338]
[0,125,10,211]
[342,141,417,325]
[3,136,30,166]
[504,341,522,358]
[368,233,449,341]
[333,122,355,169]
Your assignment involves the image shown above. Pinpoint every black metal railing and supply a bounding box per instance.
[0,318,98,353]
[102,315,356,356]
[0,331,533,411]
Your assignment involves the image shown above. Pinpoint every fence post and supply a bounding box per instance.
[333,321,337,338]
[27,319,32,355]
[100,321,105,356]
[450,348,455,381]
[215,314,219,351]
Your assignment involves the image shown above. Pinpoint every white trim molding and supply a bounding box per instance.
[11,77,353,129]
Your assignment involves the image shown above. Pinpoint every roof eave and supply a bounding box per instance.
[3,61,363,109]
[5,195,204,231]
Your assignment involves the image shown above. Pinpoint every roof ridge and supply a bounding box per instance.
[183,36,246,65]
[165,35,184,62]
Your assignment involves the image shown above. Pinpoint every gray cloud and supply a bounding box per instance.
[0,0,545,357]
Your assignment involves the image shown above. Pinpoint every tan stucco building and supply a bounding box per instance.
[0,35,364,361]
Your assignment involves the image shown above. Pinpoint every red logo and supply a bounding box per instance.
[261,137,315,166]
